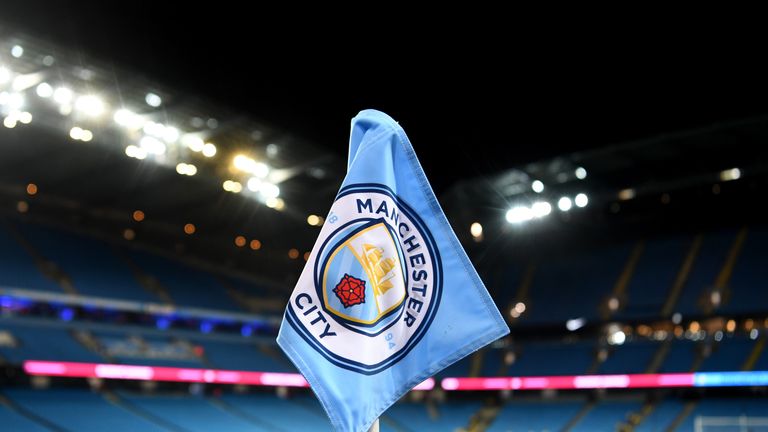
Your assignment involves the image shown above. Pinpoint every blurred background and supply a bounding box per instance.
[1,4,768,431]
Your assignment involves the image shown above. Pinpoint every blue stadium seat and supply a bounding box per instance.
[127,249,242,311]
[0,320,102,364]
[491,263,524,315]
[225,276,280,299]
[725,228,768,315]
[754,343,768,371]
[572,400,641,431]
[659,340,697,373]
[634,400,685,432]
[0,223,63,293]
[91,330,204,368]
[598,341,657,374]
[0,403,50,432]
[221,393,331,431]
[675,231,736,316]
[488,400,583,432]
[436,355,473,378]
[479,348,505,376]
[698,337,754,372]
[384,401,480,431]
[120,392,269,432]
[618,236,689,320]
[5,388,167,432]
[197,339,296,372]
[525,245,631,324]
[15,222,158,302]
[508,341,594,376]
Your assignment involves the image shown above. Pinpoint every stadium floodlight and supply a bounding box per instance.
[125,145,147,160]
[223,180,243,193]
[531,180,544,193]
[145,92,162,107]
[11,45,23,58]
[12,73,42,92]
[80,129,93,142]
[531,201,552,218]
[470,222,483,238]
[4,92,24,110]
[36,82,54,98]
[253,162,269,178]
[566,318,586,331]
[75,95,105,117]
[17,112,32,124]
[506,206,532,224]
[53,87,74,105]
[607,297,620,311]
[182,135,205,152]
[139,136,166,155]
[719,167,741,181]
[266,143,279,158]
[575,166,587,179]
[234,154,255,172]
[557,197,573,211]
[575,193,588,208]
[247,177,262,192]
[618,188,636,200]
[176,163,197,176]
[42,55,55,66]
[307,215,321,226]
[3,116,17,129]
[162,126,180,143]
[608,330,626,345]
[202,143,217,157]
[143,121,165,137]
[69,127,84,140]
[113,109,143,129]
[260,182,280,199]
[0,67,11,84]
[234,154,270,177]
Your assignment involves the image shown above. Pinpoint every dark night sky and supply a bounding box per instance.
[4,3,768,192]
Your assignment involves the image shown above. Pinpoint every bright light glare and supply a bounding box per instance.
[575,193,588,208]
[531,202,552,217]
[145,92,162,107]
[75,95,105,117]
[506,207,532,224]
[36,82,54,98]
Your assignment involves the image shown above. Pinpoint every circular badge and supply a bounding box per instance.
[285,184,442,374]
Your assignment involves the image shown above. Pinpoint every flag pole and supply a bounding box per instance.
[367,418,380,432]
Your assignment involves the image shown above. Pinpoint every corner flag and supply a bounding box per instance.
[277,109,509,432]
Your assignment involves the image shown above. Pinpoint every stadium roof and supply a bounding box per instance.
[2,11,768,287]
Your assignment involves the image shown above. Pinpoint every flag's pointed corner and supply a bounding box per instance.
[347,109,403,172]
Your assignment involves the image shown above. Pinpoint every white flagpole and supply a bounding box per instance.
[367,418,380,432]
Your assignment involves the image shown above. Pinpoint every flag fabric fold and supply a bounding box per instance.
[277,109,509,432]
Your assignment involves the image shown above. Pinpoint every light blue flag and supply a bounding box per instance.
[277,109,509,432]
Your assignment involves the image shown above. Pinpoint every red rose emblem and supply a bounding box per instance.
[333,274,366,308]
